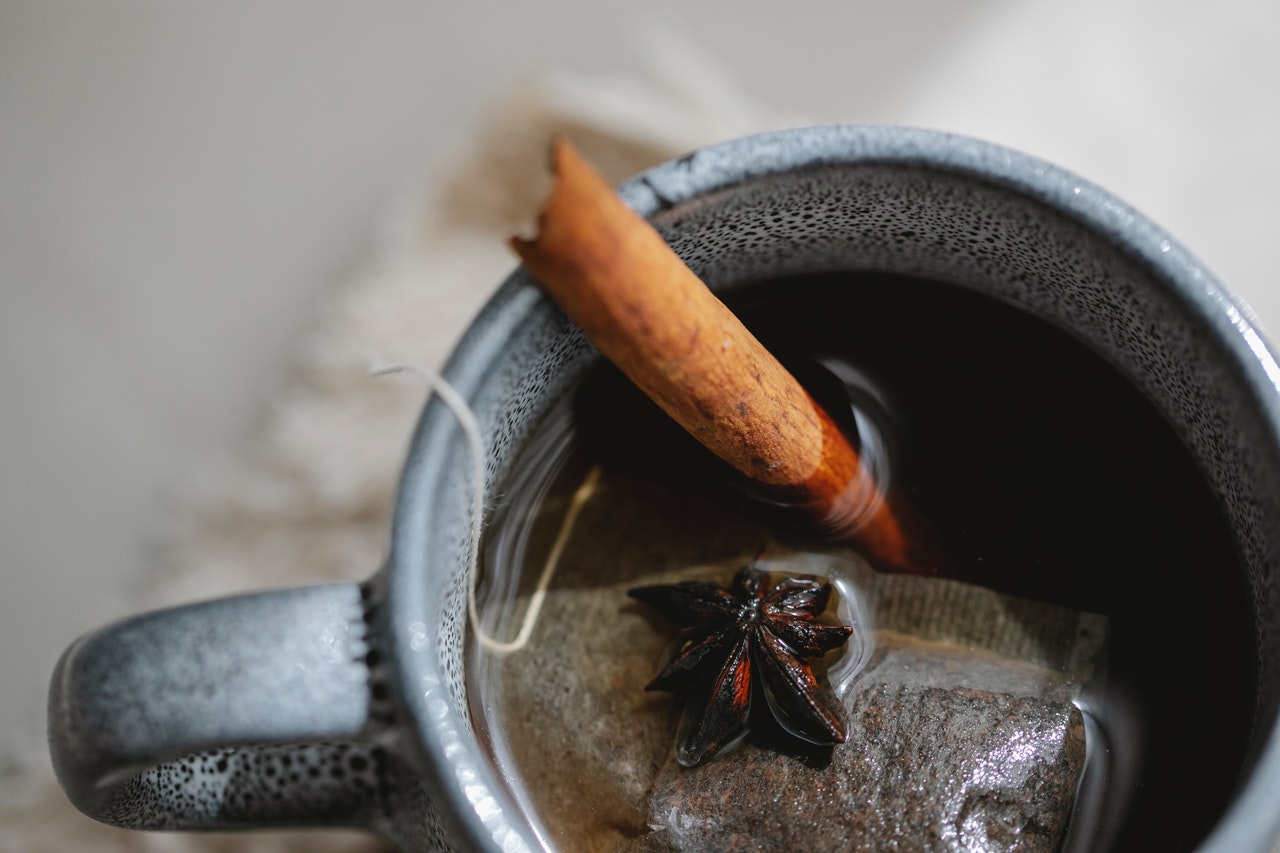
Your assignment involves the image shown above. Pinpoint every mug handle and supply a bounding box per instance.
[48,582,392,831]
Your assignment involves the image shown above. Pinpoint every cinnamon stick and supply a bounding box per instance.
[510,138,917,572]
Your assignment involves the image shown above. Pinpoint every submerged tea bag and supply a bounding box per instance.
[473,458,1105,853]
[636,552,1101,853]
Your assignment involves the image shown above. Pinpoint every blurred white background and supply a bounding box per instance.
[2,0,1278,806]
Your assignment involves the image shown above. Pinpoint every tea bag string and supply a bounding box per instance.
[372,362,598,655]
[479,465,600,654]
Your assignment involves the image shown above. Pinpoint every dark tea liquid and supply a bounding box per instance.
[468,273,1255,852]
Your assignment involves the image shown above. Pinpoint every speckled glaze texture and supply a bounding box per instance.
[49,584,386,829]
[49,126,1280,852]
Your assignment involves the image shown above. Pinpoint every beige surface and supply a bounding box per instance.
[2,0,1279,848]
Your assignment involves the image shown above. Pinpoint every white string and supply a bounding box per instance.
[476,465,601,654]
[370,361,598,656]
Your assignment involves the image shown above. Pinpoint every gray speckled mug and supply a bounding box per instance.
[49,126,1280,851]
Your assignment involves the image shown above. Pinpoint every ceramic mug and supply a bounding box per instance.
[48,126,1280,851]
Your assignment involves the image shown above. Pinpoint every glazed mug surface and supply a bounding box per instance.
[48,125,1280,851]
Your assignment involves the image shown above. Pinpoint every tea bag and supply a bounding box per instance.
[473,466,1105,853]
[631,551,1101,853]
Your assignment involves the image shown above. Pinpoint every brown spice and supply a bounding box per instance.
[510,137,920,572]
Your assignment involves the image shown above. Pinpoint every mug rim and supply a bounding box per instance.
[387,123,1280,853]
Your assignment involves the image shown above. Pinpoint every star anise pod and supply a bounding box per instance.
[628,561,854,766]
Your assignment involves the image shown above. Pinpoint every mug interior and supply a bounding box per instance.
[390,127,1280,852]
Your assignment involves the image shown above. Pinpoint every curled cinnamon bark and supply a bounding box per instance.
[511,138,917,571]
